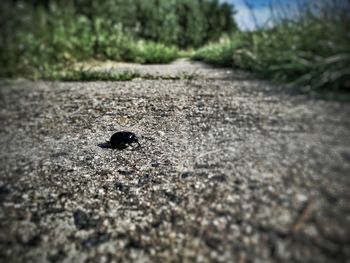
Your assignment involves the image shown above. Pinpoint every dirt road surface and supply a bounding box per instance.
[1,60,350,262]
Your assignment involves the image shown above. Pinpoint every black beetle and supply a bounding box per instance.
[99,131,141,149]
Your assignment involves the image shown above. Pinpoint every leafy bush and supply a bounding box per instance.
[133,42,179,64]
[1,2,102,77]
[192,37,237,66]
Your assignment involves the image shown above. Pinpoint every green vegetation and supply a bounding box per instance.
[193,0,350,91]
[0,0,235,79]
[131,42,179,64]
[193,37,237,67]
[44,68,142,82]
[1,0,349,92]
[43,68,199,82]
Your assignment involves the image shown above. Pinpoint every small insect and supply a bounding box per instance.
[99,131,141,150]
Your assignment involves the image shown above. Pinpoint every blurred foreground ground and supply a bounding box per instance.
[0,60,350,262]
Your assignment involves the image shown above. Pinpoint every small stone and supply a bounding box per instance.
[151,162,160,167]
[115,182,129,193]
[0,185,11,200]
[73,209,97,230]
[210,175,227,182]
[181,172,192,179]
[118,170,133,176]
[137,174,150,187]
[295,193,308,203]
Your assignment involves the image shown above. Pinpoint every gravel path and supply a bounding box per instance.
[1,60,350,262]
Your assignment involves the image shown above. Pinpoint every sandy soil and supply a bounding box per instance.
[0,60,350,262]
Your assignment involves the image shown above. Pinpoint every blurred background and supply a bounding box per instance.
[0,0,349,90]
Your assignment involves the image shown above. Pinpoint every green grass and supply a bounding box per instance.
[192,37,236,67]
[41,67,199,81]
[48,69,142,81]
[192,0,350,91]
[132,42,179,64]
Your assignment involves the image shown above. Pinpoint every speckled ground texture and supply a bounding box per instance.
[1,60,350,263]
